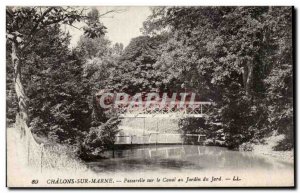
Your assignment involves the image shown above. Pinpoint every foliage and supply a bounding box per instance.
[6,7,121,149]
[179,117,225,145]
[179,118,208,144]
[6,7,107,47]
[143,6,293,150]
[6,45,18,125]
[6,6,293,156]
[109,35,168,94]
[77,117,121,160]
[19,24,92,144]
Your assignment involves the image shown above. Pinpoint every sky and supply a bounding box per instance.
[65,6,152,48]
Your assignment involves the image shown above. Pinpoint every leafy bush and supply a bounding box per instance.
[77,117,121,160]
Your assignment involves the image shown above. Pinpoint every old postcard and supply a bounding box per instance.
[6,6,294,187]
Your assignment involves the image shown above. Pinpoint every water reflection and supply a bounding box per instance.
[87,145,293,173]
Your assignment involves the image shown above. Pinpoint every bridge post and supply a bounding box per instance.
[201,104,203,114]
[143,118,145,145]
[40,143,44,173]
[27,138,30,165]
[156,120,158,145]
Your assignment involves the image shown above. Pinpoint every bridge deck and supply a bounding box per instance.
[115,133,206,145]
[119,113,205,118]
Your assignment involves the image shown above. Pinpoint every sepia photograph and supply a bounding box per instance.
[6,5,294,187]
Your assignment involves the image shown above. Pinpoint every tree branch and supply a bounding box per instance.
[29,7,54,37]
[98,9,126,17]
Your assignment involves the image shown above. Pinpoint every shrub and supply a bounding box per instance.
[77,117,121,160]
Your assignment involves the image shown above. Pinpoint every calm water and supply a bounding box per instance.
[87,145,293,173]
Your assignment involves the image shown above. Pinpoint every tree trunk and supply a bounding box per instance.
[243,62,253,96]
[11,42,29,137]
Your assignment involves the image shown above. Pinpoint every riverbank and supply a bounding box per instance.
[119,119,294,164]
[7,126,294,187]
[7,126,92,187]
[240,134,294,164]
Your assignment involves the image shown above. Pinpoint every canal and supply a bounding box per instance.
[86,145,293,174]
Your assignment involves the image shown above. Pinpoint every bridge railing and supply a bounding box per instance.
[113,102,214,117]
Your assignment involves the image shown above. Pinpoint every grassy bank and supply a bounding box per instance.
[239,133,294,163]
[7,126,90,179]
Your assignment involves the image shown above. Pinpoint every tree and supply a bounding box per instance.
[75,9,121,127]
[143,6,293,149]
[27,34,93,143]
[112,43,124,56]
[6,6,116,138]
[263,7,293,150]
[109,35,168,94]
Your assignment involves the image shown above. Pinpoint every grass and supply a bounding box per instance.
[239,132,294,163]
[7,124,89,176]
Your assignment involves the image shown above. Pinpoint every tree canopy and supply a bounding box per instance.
[6,6,293,153]
[141,6,293,149]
